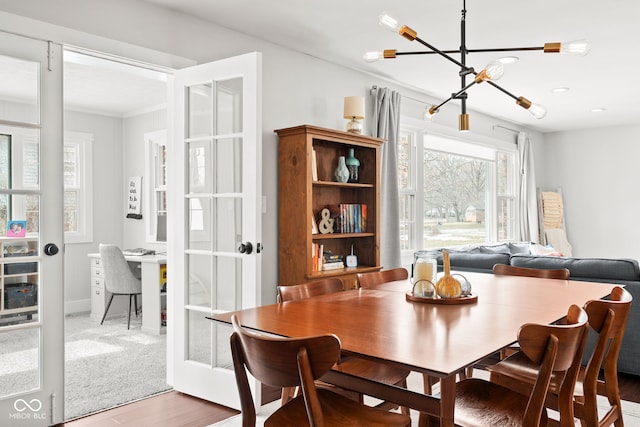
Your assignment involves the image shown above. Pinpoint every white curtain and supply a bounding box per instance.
[369,87,402,268]
[517,131,540,243]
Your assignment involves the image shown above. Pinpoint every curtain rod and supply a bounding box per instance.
[370,85,427,105]
[493,124,520,134]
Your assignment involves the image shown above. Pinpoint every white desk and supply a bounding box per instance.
[88,253,167,335]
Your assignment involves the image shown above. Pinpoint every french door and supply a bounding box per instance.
[0,32,65,426]
[169,52,262,408]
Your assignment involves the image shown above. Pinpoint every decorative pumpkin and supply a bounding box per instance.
[436,251,462,298]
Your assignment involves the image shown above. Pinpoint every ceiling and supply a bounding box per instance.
[139,0,639,133]
[4,0,639,133]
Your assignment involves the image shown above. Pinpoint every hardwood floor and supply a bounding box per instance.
[57,373,640,427]
[56,391,238,427]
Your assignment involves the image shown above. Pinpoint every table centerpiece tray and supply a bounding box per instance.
[405,291,478,305]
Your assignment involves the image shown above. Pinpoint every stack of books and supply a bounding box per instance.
[311,245,345,272]
[322,251,344,271]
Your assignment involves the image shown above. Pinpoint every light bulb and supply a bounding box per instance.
[378,12,400,32]
[474,60,504,83]
[516,97,547,119]
[423,105,438,121]
[560,39,591,56]
[544,39,591,56]
[484,61,505,80]
[528,103,547,119]
[364,51,384,63]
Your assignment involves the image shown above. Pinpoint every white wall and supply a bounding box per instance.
[542,124,640,259]
[63,110,123,312]
[0,0,547,308]
[122,109,167,250]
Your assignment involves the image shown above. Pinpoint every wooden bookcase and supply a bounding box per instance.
[276,125,383,290]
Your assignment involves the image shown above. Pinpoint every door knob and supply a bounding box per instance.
[44,243,59,256]
[237,242,253,254]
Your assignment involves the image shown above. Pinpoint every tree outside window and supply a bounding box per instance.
[398,125,516,265]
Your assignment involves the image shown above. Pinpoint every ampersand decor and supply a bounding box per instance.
[318,208,334,234]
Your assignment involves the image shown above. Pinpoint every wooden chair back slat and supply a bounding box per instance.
[357,268,408,289]
[493,263,570,280]
[277,278,343,303]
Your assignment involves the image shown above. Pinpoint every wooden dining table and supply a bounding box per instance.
[210,271,620,427]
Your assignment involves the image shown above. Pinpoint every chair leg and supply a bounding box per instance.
[101,294,115,325]
[134,294,139,317]
[127,294,133,330]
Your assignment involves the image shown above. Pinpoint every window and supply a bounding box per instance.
[64,132,93,243]
[398,123,517,264]
[0,127,42,236]
[144,130,167,243]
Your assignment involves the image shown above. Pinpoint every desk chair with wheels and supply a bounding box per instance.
[277,278,411,415]
[99,244,142,330]
[489,286,632,427]
[454,304,589,427]
[230,315,411,427]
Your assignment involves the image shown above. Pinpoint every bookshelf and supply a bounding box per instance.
[0,237,39,323]
[276,125,383,290]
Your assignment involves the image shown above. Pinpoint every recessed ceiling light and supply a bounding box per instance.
[496,56,519,64]
[591,108,607,113]
[552,87,570,93]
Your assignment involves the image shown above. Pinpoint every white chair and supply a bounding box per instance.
[99,244,142,329]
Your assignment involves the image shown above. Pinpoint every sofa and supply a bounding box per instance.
[416,242,640,377]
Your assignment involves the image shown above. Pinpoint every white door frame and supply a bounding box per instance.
[0,32,65,426]
[168,52,262,409]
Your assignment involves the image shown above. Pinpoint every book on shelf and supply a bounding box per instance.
[311,243,325,272]
[334,203,367,233]
[322,261,344,271]
[311,149,318,181]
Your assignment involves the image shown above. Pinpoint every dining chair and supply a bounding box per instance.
[493,263,571,280]
[488,286,632,427]
[356,267,408,289]
[277,278,412,414]
[99,244,143,329]
[453,304,589,427]
[229,314,411,427]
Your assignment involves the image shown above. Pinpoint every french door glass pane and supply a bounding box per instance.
[0,54,39,125]
[216,78,242,134]
[187,197,210,250]
[187,141,211,194]
[215,138,242,193]
[215,198,241,253]
[188,254,211,307]
[187,309,210,364]
[0,328,39,397]
[188,84,212,139]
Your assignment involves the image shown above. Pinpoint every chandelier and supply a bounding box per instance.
[364,0,590,131]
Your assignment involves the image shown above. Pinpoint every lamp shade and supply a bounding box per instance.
[344,96,365,119]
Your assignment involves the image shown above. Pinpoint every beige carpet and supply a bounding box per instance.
[209,371,640,427]
[0,313,171,421]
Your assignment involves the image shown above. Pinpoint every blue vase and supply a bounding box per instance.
[345,148,360,183]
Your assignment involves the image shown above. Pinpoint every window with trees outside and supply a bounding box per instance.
[398,126,517,265]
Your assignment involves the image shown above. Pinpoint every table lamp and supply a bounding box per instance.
[344,96,364,134]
